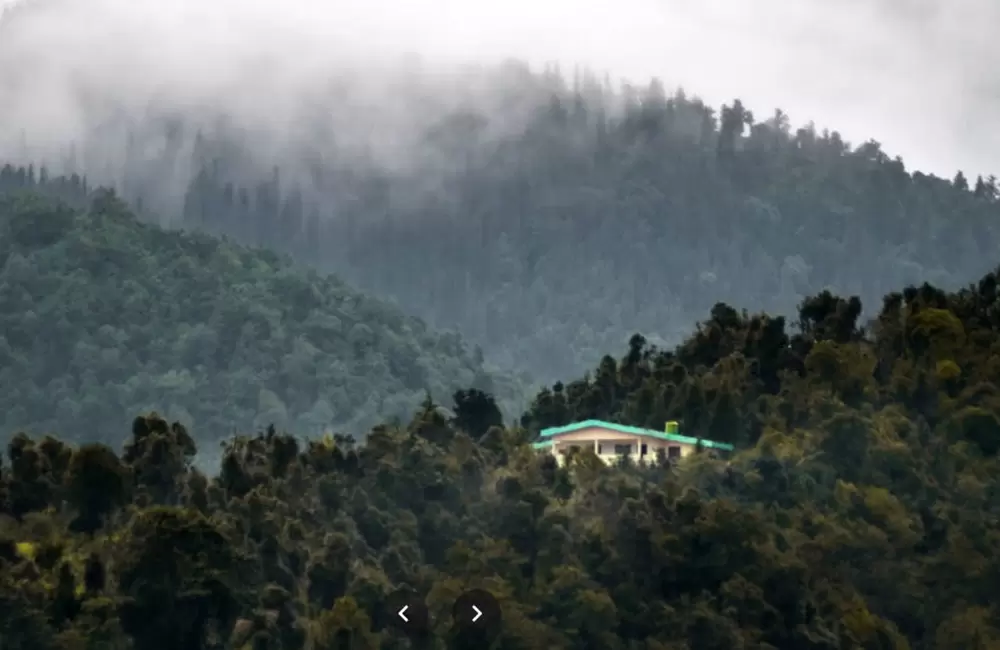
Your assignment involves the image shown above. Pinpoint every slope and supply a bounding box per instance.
[4,64,996,384]
[0,183,516,446]
[1,266,999,648]
[522,270,1000,458]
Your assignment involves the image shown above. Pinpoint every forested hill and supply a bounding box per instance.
[0,185,517,447]
[2,266,1000,648]
[6,63,997,381]
[521,271,1000,456]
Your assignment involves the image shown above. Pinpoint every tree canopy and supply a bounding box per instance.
[4,62,995,381]
[2,261,1000,648]
[0,186,518,449]
[1,58,999,649]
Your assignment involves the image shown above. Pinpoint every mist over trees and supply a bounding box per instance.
[4,61,996,382]
[2,5,1000,646]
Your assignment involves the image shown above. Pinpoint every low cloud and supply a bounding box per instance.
[0,0,996,178]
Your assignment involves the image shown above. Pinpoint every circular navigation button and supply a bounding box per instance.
[384,589,430,638]
[451,589,501,644]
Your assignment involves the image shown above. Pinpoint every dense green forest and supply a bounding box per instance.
[2,38,999,646]
[0,184,518,447]
[7,62,997,380]
[2,261,1000,648]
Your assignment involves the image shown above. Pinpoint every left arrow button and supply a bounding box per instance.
[384,590,429,637]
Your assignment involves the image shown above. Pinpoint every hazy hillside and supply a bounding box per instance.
[178,78,1000,382]
[2,266,999,648]
[4,0,1000,386]
[0,183,518,448]
[3,2,1000,648]
[3,61,998,385]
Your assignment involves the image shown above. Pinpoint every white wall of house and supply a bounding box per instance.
[544,426,699,466]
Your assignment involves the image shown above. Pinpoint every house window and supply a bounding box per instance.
[668,445,681,459]
[640,443,648,457]
[597,444,603,454]
[614,444,632,455]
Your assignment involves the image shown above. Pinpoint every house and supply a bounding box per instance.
[531,419,734,466]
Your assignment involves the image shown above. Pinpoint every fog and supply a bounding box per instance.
[0,0,997,180]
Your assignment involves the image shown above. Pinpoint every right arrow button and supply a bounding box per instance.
[452,589,502,643]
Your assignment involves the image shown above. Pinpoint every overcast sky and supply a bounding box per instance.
[0,0,996,179]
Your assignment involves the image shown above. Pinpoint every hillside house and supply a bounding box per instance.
[531,420,734,466]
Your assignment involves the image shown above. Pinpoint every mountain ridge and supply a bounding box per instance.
[4,63,995,382]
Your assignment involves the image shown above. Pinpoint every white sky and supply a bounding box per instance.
[0,0,997,178]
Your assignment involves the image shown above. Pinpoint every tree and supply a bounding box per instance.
[65,443,129,534]
[450,389,504,439]
[115,507,246,650]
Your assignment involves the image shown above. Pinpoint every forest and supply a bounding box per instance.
[1,44,999,647]
[2,257,1000,648]
[0,185,518,449]
[3,62,997,381]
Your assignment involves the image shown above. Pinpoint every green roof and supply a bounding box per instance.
[535,419,734,451]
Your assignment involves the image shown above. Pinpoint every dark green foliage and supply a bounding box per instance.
[64,443,129,534]
[1,62,999,648]
[115,506,245,650]
[450,388,504,440]
[0,189,519,446]
[0,265,998,648]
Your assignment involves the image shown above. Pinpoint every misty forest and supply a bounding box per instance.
[13,64,1000,382]
[3,1,1000,648]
